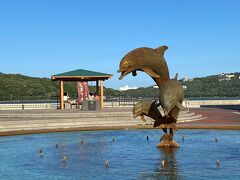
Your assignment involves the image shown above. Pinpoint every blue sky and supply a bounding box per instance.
[0,0,239,89]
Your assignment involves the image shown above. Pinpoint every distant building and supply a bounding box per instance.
[152,84,187,90]
[120,85,138,91]
[218,73,235,81]
[182,85,187,90]
[182,77,193,82]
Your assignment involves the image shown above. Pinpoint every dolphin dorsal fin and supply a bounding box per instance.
[155,46,168,57]
[174,73,178,80]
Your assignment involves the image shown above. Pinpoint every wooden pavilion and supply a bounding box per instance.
[51,69,112,109]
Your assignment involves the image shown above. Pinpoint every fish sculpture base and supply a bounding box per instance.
[156,134,180,148]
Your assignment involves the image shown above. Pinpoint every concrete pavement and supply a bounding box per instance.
[0,108,205,136]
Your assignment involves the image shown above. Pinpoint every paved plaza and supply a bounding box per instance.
[0,107,239,136]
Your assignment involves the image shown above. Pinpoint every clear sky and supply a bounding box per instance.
[0,0,239,89]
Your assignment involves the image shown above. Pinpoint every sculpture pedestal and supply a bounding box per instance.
[156,134,179,148]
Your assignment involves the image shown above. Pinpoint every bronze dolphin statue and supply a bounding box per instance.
[118,45,186,147]
[118,46,170,86]
[158,74,187,117]
[118,46,186,117]
[132,100,177,130]
[118,45,186,119]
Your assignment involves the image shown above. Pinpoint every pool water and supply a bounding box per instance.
[0,129,240,179]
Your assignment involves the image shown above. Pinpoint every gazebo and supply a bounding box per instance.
[51,69,112,109]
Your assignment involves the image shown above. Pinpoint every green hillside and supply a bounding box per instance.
[0,73,58,100]
[0,73,119,100]
[119,73,240,98]
[0,72,239,100]
[182,73,240,98]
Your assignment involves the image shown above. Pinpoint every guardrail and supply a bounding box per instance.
[104,96,158,107]
[0,97,59,110]
[0,96,239,110]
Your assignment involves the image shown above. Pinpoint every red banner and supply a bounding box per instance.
[77,81,89,103]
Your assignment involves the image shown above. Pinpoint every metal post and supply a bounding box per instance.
[21,97,24,110]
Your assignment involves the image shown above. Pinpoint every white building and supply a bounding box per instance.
[218,73,235,81]
[182,77,193,82]
[120,85,138,91]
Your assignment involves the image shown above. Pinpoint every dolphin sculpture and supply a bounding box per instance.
[118,46,185,115]
[132,100,178,131]
[159,74,187,117]
[132,100,179,147]
[118,45,186,147]
[118,46,170,86]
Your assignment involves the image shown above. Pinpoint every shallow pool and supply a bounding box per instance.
[0,129,240,179]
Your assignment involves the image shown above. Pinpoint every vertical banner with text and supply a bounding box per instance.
[77,81,89,103]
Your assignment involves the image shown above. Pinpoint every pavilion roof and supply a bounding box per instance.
[51,69,112,81]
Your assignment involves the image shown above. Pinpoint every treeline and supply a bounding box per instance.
[109,73,240,98]
[0,72,239,100]
[0,73,58,100]
[0,73,119,100]
[181,73,240,98]
[116,73,240,99]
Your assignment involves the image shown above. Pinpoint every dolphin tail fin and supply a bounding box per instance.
[176,102,187,111]
[155,46,168,57]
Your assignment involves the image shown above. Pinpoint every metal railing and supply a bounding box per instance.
[104,95,158,107]
[0,96,59,110]
[0,95,239,110]
[0,95,158,110]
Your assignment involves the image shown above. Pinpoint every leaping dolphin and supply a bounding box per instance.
[118,46,170,85]
[118,46,187,117]
[159,74,187,117]
[132,100,178,131]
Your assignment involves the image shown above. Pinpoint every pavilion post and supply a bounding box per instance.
[60,80,64,109]
[96,80,99,95]
[100,80,104,109]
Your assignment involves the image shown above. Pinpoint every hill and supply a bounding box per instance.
[181,73,240,98]
[0,73,58,100]
[0,72,239,100]
[117,72,240,98]
[0,73,120,100]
